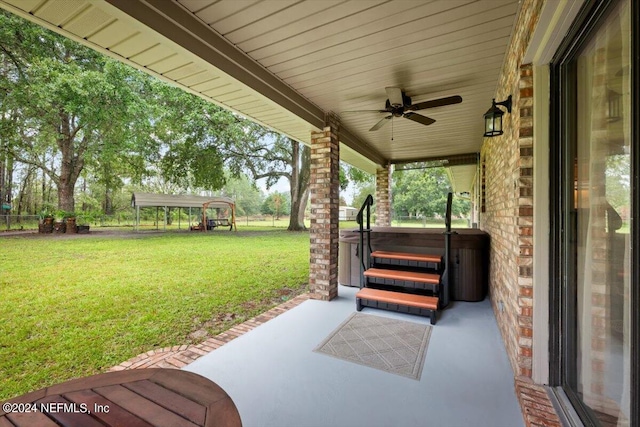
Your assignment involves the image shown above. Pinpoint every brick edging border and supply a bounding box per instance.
[515,376,563,427]
[109,293,310,372]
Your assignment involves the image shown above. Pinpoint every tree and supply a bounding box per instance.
[0,140,13,213]
[2,10,317,221]
[351,182,376,213]
[149,83,253,192]
[226,133,310,231]
[339,162,372,191]
[217,172,264,217]
[261,191,290,220]
[392,167,470,218]
[339,162,374,209]
[1,11,154,213]
[605,154,631,212]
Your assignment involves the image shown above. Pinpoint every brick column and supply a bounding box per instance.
[517,63,534,378]
[375,166,391,226]
[309,113,340,301]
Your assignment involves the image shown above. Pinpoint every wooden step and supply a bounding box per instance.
[364,268,440,284]
[356,288,438,324]
[357,288,439,310]
[371,251,441,264]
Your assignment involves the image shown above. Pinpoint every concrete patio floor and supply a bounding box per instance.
[185,285,525,427]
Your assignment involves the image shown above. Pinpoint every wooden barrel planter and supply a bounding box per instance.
[39,217,54,233]
[53,221,66,233]
[77,225,90,234]
[65,217,77,233]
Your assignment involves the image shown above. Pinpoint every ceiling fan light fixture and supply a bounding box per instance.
[385,87,405,107]
[483,95,512,137]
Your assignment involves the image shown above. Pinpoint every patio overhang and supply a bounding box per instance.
[0,0,521,191]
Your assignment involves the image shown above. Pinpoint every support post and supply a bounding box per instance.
[309,113,340,301]
[375,166,392,226]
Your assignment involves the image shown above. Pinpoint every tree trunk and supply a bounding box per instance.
[104,187,113,215]
[5,155,14,210]
[58,180,75,213]
[41,156,46,211]
[0,143,5,213]
[288,141,310,231]
[17,166,34,216]
[297,145,310,226]
[56,111,86,213]
[81,178,88,212]
[0,142,13,213]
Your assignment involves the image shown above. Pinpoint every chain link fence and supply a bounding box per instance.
[0,215,40,231]
[0,214,136,231]
[1,213,472,232]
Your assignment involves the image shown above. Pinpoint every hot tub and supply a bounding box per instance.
[339,227,490,302]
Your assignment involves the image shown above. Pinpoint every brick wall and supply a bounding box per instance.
[375,167,391,226]
[309,114,340,301]
[480,0,543,381]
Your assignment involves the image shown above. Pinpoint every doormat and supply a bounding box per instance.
[314,312,432,380]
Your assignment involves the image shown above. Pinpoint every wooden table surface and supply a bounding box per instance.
[0,369,242,427]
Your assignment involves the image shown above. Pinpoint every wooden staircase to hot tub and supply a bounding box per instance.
[359,250,442,324]
[353,194,453,325]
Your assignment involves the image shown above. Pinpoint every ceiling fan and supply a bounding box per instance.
[345,87,462,131]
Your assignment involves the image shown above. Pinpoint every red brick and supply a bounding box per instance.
[520,87,534,98]
[521,307,533,317]
[520,367,532,377]
[520,347,533,357]
[519,286,533,296]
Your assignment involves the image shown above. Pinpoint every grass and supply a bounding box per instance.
[0,230,309,400]
[0,216,469,399]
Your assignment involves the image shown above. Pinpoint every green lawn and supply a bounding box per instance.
[0,230,309,400]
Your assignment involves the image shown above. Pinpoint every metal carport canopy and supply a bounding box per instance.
[131,193,234,209]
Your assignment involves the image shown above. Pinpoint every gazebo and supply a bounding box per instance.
[130,192,236,231]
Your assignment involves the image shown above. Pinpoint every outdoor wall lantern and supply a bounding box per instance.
[483,95,512,137]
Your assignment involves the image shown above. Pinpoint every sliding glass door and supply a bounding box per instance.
[551,0,636,425]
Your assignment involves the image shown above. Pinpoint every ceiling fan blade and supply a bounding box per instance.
[370,116,392,131]
[404,112,435,126]
[385,87,404,107]
[409,95,462,110]
[341,109,389,114]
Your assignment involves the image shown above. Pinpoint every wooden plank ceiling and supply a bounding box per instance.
[0,0,520,190]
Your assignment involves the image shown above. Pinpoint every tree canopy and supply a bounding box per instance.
[225,132,310,230]
[392,167,470,218]
[0,10,271,218]
[1,11,155,212]
[261,191,291,219]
